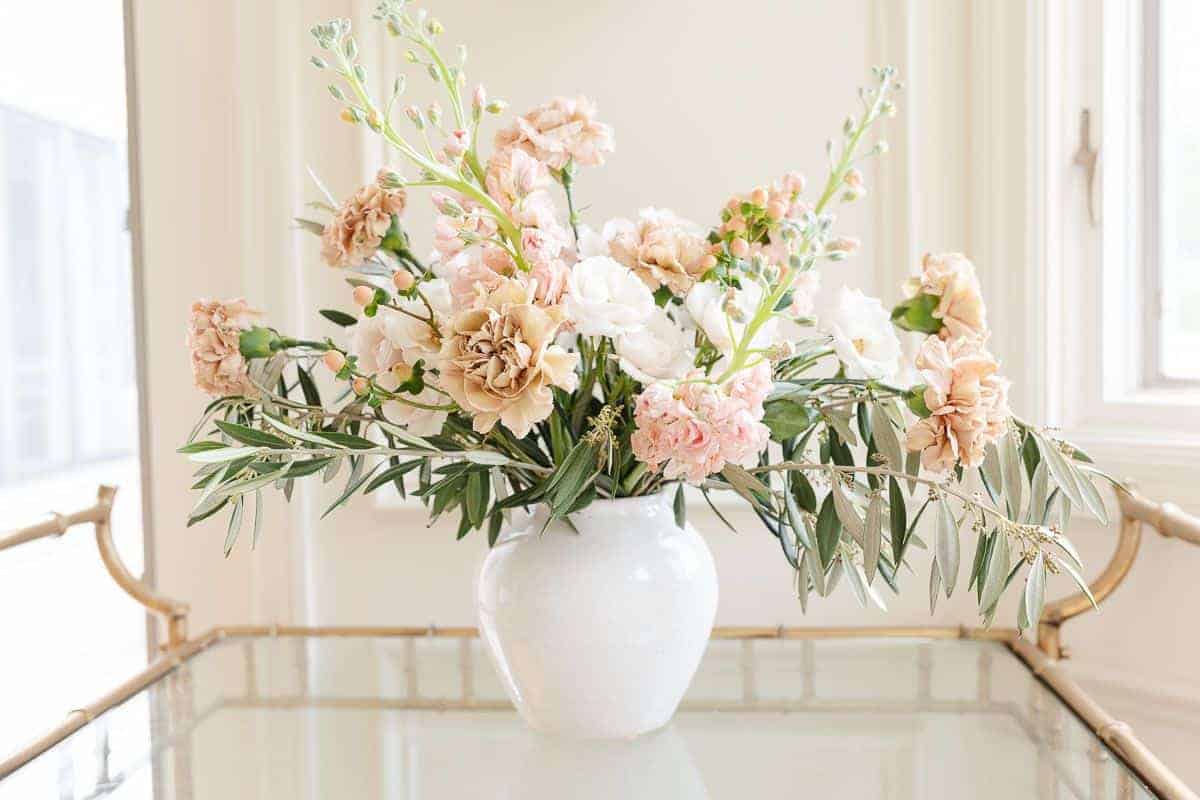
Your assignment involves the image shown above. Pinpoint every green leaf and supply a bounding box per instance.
[544,440,601,521]
[224,497,245,557]
[999,430,1024,520]
[315,430,377,450]
[929,560,942,613]
[763,398,819,441]
[1019,551,1046,629]
[187,495,229,527]
[320,308,358,326]
[822,409,858,448]
[178,440,229,454]
[364,459,421,494]
[863,491,883,585]
[215,420,291,450]
[888,477,908,563]
[979,531,1011,616]
[1053,554,1098,610]
[869,403,903,473]
[466,470,489,528]
[188,446,265,464]
[981,444,1003,504]
[1025,459,1049,524]
[789,470,817,514]
[297,366,321,407]
[251,490,264,550]
[215,465,290,498]
[673,484,686,528]
[784,489,814,551]
[815,493,842,568]
[831,477,864,543]
[935,498,961,597]
[285,457,336,478]
[321,461,384,519]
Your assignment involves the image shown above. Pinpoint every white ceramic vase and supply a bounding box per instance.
[476,492,718,739]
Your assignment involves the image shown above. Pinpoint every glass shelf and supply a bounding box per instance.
[0,634,1154,799]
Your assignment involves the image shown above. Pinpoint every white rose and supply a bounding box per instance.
[382,278,453,365]
[817,286,901,380]
[684,280,776,353]
[377,371,449,436]
[615,307,696,383]
[564,256,656,337]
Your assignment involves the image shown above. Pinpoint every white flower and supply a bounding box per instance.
[381,278,453,365]
[350,311,404,375]
[563,256,656,337]
[575,224,610,259]
[615,307,696,383]
[817,286,901,380]
[684,280,776,353]
[377,371,449,436]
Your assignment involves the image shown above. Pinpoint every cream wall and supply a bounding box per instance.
[131,0,1200,777]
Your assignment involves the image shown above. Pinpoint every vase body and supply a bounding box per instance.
[476,492,718,739]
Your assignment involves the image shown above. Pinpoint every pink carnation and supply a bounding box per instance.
[911,252,988,341]
[431,192,498,259]
[320,170,407,268]
[631,372,771,484]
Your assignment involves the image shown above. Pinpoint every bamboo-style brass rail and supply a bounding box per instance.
[0,485,190,649]
[1037,485,1200,660]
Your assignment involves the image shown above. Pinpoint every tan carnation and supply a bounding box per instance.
[606,208,710,295]
[904,336,1010,472]
[321,169,407,268]
[186,298,261,397]
[438,279,579,438]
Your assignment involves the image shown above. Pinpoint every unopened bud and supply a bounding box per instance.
[339,107,360,124]
[426,18,443,35]
[378,169,404,189]
[730,238,750,259]
[472,85,486,112]
[427,102,442,126]
[392,270,415,291]
[391,362,414,382]
[322,350,347,373]
[404,105,425,129]
[352,377,370,396]
[484,99,507,114]
[352,285,375,306]
[404,50,419,63]
[310,56,328,70]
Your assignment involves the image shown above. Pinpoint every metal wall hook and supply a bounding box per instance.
[1073,108,1100,227]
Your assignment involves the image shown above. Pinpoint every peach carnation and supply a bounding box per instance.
[495,95,614,170]
[606,208,711,295]
[910,252,988,341]
[320,170,408,269]
[438,279,579,437]
[186,298,261,397]
[904,336,1011,472]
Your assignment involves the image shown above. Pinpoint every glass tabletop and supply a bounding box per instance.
[0,634,1153,799]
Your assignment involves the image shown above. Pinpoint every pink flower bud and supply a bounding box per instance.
[472,85,486,111]
[766,201,787,221]
[730,238,751,259]
[392,270,415,291]
[322,350,346,373]
[352,285,375,306]
[443,128,469,157]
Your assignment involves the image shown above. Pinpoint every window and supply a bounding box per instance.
[1145,0,1200,384]
[0,0,151,778]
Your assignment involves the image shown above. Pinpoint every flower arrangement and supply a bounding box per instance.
[182,2,1116,626]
